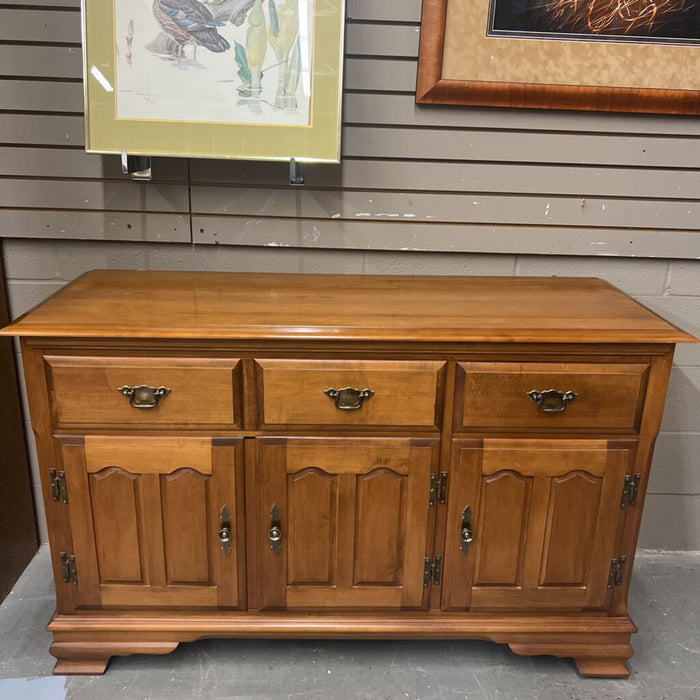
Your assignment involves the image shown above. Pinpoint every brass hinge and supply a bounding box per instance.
[621,474,641,508]
[49,469,68,504]
[59,552,78,585]
[423,555,442,588]
[608,556,627,589]
[429,472,448,507]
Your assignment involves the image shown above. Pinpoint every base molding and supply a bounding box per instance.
[50,641,179,676]
[509,641,634,678]
[48,611,636,677]
[574,657,632,678]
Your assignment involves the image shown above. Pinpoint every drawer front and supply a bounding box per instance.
[456,362,649,431]
[256,360,445,428]
[45,356,241,429]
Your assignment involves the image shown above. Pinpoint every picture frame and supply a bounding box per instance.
[82,0,345,162]
[416,0,700,114]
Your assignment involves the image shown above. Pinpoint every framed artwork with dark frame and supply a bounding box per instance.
[416,0,700,114]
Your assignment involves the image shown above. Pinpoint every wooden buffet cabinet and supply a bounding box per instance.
[2,271,695,678]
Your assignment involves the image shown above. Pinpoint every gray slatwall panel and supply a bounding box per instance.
[343,93,700,136]
[0,79,83,112]
[1,179,190,212]
[0,210,190,242]
[346,0,422,22]
[0,8,80,43]
[0,45,82,79]
[188,160,700,200]
[3,113,696,170]
[6,0,80,5]
[1,9,418,56]
[192,215,700,259]
[342,126,700,168]
[5,51,699,138]
[0,147,188,180]
[0,114,84,146]
[190,186,699,229]
[344,58,417,92]
[5,0,80,5]
[0,0,698,254]
[345,23,420,57]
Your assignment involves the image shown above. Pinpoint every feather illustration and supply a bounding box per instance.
[152,0,230,58]
[234,40,252,85]
[269,0,280,38]
[283,34,301,110]
[245,0,267,96]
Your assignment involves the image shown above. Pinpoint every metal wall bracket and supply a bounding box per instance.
[621,474,641,508]
[59,552,78,584]
[289,158,305,186]
[49,468,68,504]
[121,150,152,181]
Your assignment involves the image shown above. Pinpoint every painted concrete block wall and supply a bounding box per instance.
[3,239,699,550]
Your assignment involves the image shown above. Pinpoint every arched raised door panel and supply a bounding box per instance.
[287,467,338,586]
[473,470,530,588]
[442,439,633,612]
[56,436,243,610]
[354,468,407,586]
[255,438,438,610]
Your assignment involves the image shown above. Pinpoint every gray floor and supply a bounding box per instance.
[0,548,698,700]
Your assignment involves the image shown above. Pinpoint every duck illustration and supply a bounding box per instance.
[152,0,231,58]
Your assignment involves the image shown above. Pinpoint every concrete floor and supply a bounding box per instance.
[0,548,698,700]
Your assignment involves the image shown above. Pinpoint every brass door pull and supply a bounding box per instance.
[118,384,171,409]
[218,505,232,556]
[460,506,473,555]
[527,389,577,413]
[324,387,375,410]
[269,503,282,554]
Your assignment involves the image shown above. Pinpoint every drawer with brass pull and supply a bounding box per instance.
[44,355,242,429]
[255,359,446,429]
[454,361,649,432]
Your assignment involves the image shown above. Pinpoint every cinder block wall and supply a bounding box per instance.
[3,239,699,550]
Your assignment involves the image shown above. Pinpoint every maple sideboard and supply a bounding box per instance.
[2,271,696,678]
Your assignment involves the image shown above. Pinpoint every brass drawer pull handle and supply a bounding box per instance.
[218,505,232,556]
[324,387,375,411]
[269,503,282,554]
[527,389,577,413]
[460,506,473,555]
[118,384,171,409]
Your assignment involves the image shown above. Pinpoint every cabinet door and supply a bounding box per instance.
[58,436,243,609]
[254,437,438,610]
[442,439,631,611]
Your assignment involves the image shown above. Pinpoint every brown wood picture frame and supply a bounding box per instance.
[416,0,700,114]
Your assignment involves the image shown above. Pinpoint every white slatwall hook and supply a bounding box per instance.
[289,158,305,186]
[121,150,152,181]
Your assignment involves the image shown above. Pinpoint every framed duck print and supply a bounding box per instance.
[82,0,345,161]
[416,0,700,114]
